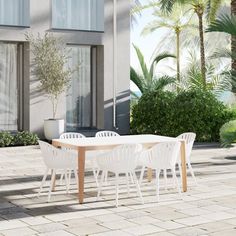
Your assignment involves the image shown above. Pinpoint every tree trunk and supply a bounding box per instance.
[197,12,206,87]
[176,29,180,83]
[231,0,236,70]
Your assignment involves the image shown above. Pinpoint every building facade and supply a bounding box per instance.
[0,0,130,137]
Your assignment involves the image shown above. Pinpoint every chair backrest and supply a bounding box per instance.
[177,132,196,158]
[60,132,85,139]
[142,141,181,169]
[95,130,120,138]
[96,144,142,173]
[38,140,76,169]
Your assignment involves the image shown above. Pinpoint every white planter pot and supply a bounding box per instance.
[44,119,64,140]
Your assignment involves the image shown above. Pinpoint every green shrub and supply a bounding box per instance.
[131,89,234,142]
[0,131,14,147]
[12,131,39,146]
[131,90,176,135]
[220,120,236,147]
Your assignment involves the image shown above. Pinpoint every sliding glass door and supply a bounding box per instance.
[0,43,18,131]
[66,45,96,130]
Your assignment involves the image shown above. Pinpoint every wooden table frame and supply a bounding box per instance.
[52,135,187,204]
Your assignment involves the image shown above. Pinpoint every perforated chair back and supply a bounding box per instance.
[95,131,120,138]
[60,132,85,139]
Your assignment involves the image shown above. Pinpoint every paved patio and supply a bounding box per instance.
[0,145,236,236]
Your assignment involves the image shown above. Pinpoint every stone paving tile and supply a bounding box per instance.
[90,230,133,236]
[20,216,52,225]
[127,216,161,225]
[195,221,235,233]
[145,233,176,236]
[174,216,213,226]
[91,213,125,223]
[37,230,75,236]
[123,224,165,235]
[30,222,67,233]
[0,227,38,236]
[170,226,208,236]
[152,220,185,230]
[177,207,212,216]
[203,211,236,221]
[66,223,109,235]
[210,229,236,236]
[61,217,99,227]
[0,219,28,230]
[100,219,138,230]
[44,211,84,222]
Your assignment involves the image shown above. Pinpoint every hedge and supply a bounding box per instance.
[131,89,235,142]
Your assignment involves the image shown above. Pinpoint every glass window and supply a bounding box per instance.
[66,46,97,130]
[0,43,18,131]
[0,0,29,27]
[52,0,104,31]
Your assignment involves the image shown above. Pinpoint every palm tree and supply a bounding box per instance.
[131,44,176,98]
[141,6,194,83]
[160,0,211,87]
[201,0,236,70]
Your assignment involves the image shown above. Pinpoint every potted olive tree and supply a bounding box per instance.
[26,33,75,140]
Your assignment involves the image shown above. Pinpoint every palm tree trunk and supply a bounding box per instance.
[231,0,236,70]
[197,12,206,87]
[176,30,180,83]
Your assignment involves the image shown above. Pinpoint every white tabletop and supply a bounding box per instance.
[52,134,184,150]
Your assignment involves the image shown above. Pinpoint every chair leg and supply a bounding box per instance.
[97,171,105,200]
[60,173,64,185]
[73,169,78,187]
[163,169,167,191]
[129,172,134,184]
[126,173,130,197]
[188,163,197,185]
[104,171,108,184]
[48,169,56,202]
[132,171,144,205]
[155,169,161,202]
[68,170,71,192]
[115,173,119,207]
[38,168,49,197]
[178,162,182,181]
[92,167,99,187]
[64,170,69,194]
[139,166,145,184]
[172,168,182,198]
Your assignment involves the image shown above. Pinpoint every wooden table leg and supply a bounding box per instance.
[78,147,85,203]
[147,168,152,182]
[180,140,187,192]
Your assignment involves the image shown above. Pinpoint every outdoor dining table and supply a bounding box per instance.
[52,134,187,203]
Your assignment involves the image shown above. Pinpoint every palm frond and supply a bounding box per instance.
[152,76,176,91]
[130,66,145,93]
[207,0,224,22]
[206,13,236,36]
[149,53,176,78]
[133,44,151,82]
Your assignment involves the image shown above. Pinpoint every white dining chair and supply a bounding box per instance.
[177,132,197,184]
[96,144,143,207]
[60,132,99,187]
[95,130,120,138]
[38,140,78,202]
[60,132,85,139]
[139,141,182,201]
[95,130,120,183]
